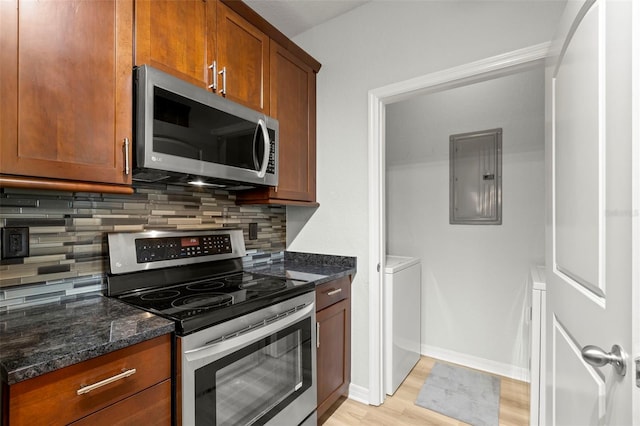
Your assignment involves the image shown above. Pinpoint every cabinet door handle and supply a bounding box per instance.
[316,322,320,348]
[219,67,227,95]
[123,138,130,175]
[326,288,342,296]
[76,368,137,395]
[208,61,217,91]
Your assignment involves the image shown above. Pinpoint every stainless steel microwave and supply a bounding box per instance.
[133,65,278,189]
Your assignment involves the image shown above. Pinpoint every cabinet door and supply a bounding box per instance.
[135,0,211,88]
[270,42,317,202]
[216,2,269,113]
[0,0,132,186]
[70,380,171,426]
[316,298,351,417]
[235,42,317,205]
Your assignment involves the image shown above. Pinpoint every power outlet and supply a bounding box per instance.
[249,223,258,240]
[2,227,29,259]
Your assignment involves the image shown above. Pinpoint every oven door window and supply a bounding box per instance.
[195,318,312,426]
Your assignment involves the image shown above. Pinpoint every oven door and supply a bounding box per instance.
[180,294,316,426]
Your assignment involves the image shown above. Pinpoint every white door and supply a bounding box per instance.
[546,0,636,425]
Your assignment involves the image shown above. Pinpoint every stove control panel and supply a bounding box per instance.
[108,229,245,275]
[135,234,232,263]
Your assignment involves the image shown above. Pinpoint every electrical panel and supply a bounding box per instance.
[449,128,502,225]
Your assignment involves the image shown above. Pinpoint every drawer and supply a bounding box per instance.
[315,276,351,311]
[9,334,171,426]
[70,379,172,426]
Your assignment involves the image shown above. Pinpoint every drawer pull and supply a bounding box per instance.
[77,368,137,395]
[326,288,342,296]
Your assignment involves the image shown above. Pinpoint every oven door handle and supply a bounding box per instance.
[184,301,315,357]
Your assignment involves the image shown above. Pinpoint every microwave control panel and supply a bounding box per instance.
[267,129,276,174]
[135,234,232,263]
[267,141,276,174]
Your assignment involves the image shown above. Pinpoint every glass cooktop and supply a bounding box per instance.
[116,271,313,335]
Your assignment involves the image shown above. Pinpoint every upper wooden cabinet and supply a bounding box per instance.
[0,0,318,196]
[216,3,270,113]
[135,0,269,114]
[236,41,317,205]
[0,0,133,190]
[135,0,210,87]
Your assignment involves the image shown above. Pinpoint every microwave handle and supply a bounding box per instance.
[256,119,270,178]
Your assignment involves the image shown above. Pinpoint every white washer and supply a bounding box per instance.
[384,255,421,395]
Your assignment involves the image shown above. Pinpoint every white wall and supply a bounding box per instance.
[386,68,545,378]
[289,0,564,394]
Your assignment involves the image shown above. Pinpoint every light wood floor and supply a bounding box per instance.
[320,356,530,426]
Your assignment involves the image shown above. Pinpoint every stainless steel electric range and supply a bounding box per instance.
[106,229,317,426]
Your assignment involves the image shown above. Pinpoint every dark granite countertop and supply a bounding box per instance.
[245,251,357,285]
[0,251,354,386]
[0,294,174,385]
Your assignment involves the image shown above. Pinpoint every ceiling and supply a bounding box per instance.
[243,0,370,38]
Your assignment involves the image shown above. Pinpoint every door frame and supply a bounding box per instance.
[632,0,640,423]
[367,41,551,406]
[367,21,639,420]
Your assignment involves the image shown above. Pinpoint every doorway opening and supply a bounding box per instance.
[367,42,551,406]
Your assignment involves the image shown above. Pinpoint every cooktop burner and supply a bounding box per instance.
[141,289,181,301]
[223,274,254,285]
[239,279,287,292]
[171,293,233,310]
[186,280,226,291]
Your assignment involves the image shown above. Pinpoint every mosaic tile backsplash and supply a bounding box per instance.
[0,184,286,311]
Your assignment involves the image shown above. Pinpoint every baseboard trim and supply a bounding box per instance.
[421,344,530,383]
[347,382,370,405]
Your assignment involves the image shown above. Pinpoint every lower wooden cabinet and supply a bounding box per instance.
[316,277,351,418]
[70,380,171,426]
[5,334,171,426]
